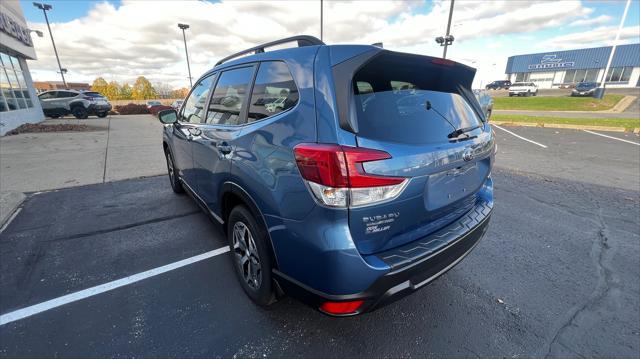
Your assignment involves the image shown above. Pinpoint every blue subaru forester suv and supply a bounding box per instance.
[158,36,494,316]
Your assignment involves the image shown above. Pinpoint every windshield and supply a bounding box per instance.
[577,82,596,88]
[351,53,482,145]
[354,84,481,145]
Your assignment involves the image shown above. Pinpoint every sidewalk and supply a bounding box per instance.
[0,115,166,226]
[493,109,640,119]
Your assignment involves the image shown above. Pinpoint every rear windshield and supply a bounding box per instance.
[353,55,482,144]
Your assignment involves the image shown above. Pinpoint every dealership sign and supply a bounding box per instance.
[0,11,33,47]
[528,54,574,70]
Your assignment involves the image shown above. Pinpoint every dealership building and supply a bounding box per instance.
[505,43,640,89]
[0,0,44,135]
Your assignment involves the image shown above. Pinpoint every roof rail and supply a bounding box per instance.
[215,35,325,66]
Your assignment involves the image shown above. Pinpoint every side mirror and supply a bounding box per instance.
[158,109,178,124]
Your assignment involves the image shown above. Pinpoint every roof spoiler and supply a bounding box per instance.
[215,35,325,67]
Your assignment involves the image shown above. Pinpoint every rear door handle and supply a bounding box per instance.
[217,143,232,154]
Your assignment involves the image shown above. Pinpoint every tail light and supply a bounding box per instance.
[294,144,407,208]
[320,300,364,315]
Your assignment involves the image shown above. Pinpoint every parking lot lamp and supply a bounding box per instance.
[178,23,193,88]
[442,0,455,58]
[595,0,631,99]
[33,2,67,88]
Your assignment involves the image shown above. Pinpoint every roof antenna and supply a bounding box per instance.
[371,42,383,48]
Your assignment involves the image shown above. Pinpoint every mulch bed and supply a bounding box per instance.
[5,123,100,136]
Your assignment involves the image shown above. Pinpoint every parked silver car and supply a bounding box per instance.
[38,90,112,119]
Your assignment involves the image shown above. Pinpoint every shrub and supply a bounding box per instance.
[149,105,173,116]
[114,103,149,115]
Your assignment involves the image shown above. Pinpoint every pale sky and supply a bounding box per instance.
[22,0,640,89]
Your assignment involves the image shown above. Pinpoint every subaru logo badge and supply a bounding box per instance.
[463,149,474,162]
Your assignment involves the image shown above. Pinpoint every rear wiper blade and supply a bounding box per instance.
[448,124,482,139]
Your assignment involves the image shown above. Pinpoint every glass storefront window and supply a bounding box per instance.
[584,69,598,82]
[620,67,633,83]
[0,50,33,112]
[563,70,576,83]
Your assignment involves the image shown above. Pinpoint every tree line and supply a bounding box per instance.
[91,76,189,100]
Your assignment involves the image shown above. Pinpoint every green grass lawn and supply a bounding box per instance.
[491,114,640,131]
[493,94,624,111]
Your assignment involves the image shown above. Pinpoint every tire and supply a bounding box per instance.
[97,112,108,118]
[72,106,89,119]
[228,205,276,307]
[165,150,184,194]
[508,94,513,97]
[49,114,60,119]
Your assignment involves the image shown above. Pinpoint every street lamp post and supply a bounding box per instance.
[595,0,631,99]
[178,23,193,88]
[33,2,67,88]
[435,0,455,59]
[320,0,323,42]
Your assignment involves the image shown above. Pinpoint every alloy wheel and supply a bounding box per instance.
[167,153,175,183]
[232,221,262,290]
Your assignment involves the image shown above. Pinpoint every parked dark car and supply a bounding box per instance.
[158,36,494,316]
[38,90,111,119]
[571,82,598,97]
[485,80,511,90]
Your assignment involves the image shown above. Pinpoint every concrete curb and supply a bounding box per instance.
[490,120,640,133]
[0,191,26,231]
[602,95,637,113]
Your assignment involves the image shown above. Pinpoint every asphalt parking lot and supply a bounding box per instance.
[0,126,638,358]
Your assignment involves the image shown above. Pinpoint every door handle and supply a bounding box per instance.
[217,142,233,154]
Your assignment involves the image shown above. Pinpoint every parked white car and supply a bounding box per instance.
[508,82,538,97]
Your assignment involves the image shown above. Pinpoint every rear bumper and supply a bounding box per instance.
[88,103,112,113]
[273,199,492,316]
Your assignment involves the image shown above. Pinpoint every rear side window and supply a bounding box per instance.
[247,61,298,122]
[206,66,254,125]
[59,91,77,98]
[84,92,104,98]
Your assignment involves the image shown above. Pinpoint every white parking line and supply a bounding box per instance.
[492,124,548,148]
[583,130,640,146]
[0,246,230,326]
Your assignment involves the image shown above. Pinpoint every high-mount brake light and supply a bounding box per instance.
[431,58,455,66]
[293,144,408,208]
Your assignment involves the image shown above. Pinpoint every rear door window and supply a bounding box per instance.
[38,92,56,100]
[206,66,254,125]
[247,61,298,122]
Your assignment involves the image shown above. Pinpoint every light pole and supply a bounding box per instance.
[320,0,323,41]
[442,0,455,58]
[33,2,67,88]
[595,0,631,99]
[178,23,193,87]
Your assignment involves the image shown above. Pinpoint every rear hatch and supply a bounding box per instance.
[344,51,494,255]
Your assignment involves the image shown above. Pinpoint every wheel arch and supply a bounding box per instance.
[220,182,279,269]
